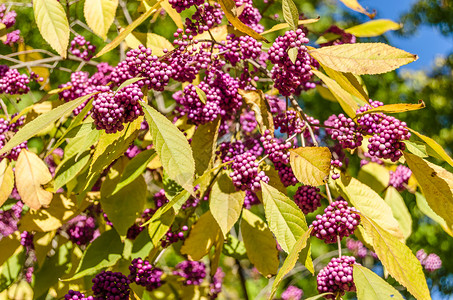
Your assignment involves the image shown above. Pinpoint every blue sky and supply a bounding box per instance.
[354,0,453,70]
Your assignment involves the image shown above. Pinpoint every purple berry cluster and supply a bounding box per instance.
[268,29,316,96]
[229,151,269,192]
[219,34,262,66]
[20,231,34,251]
[325,114,363,149]
[173,260,207,285]
[0,114,28,161]
[310,200,360,243]
[0,4,16,28]
[274,162,299,187]
[161,225,189,247]
[243,190,261,209]
[260,130,292,164]
[0,66,30,95]
[389,165,412,190]
[319,25,356,47]
[66,215,97,246]
[316,256,356,298]
[92,271,131,300]
[294,185,322,214]
[0,201,23,238]
[128,258,163,291]
[206,70,243,119]
[185,2,223,35]
[416,249,442,272]
[274,110,304,135]
[346,238,376,259]
[239,110,258,133]
[64,290,93,300]
[168,0,204,13]
[235,0,264,33]
[91,84,144,133]
[70,35,96,61]
[281,285,303,300]
[4,29,21,46]
[209,268,224,299]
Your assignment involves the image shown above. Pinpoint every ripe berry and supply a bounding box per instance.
[128,258,163,291]
[316,256,357,298]
[91,271,130,300]
[173,260,206,285]
[294,185,322,214]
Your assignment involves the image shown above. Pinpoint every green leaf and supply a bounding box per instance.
[180,211,222,260]
[357,162,390,194]
[141,101,195,190]
[360,215,430,300]
[65,230,123,280]
[217,0,269,42]
[334,175,404,240]
[95,1,162,57]
[312,69,359,118]
[210,172,245,237]
[222,235,247,259]
[404,152,453,231]
[101,158,146,238]
[304,294,335,300]
[33,0,69,57]
[0,93,96,156]
[384,187,412,240]
[191,118,220,176]
[346,19,402,37]
[282,0,299,31]
[0,160,14,207]
[409,129,453,168]
[415,192,453,237]
[289,147,331,186]
[0,249,25,292]
[260,182,308,253]
[241,209,279,278]
[309,43,418,75]
[84,0,118,40]
[64,126,100,160]
[112,149,156,194]
[356,101,425,116]
[148,207,175,247]
[354,264,404,300]
[288,47,298,64]
[261,18,320,35]
[131,229,154,259]
[403,140,428,158]
[54,151,90,191]
[0,233,21,267]
[269,228,313,300]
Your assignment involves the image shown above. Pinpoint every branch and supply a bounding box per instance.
[289,95,319,146]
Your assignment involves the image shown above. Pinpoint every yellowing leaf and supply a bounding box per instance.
[0,160,14,207]
[312,69,358,118]
[409,129,453,168]
[241,210,279,278]
[260,182,308,254]
[15,150,53,210]
[217,0,268,42]
[195,25,229,42]
[18,44,50,90]
[361,216,431,300]
[346,19,402,37]
[334,175,404,240]
[309,43,418,75]
[415,192,453,237]
[338,0,375,18]
[180,211,222,261]
[141,102,195,191]
[357,162,389,193]
[95,1,162,57]
[353,264,404,300]
[210,173,244,237]
[357,101,425,116]
[384,187,412,240]
[161,0,183,28]
[84,0,118,40]
[192,119,220,176]
[269,228,312,300]
[240,89,274,134]
[147,33,174,56]
[261,18,320,35]
[282,0,299,31]
[148,207,175,247]
[404,152,453,230]
[33,0,69,58]
[289,147,331,186]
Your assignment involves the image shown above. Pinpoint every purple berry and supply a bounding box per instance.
[389,165,412,191]
[229,151,269,192]
[91,271,131,300]
[70,35,96,61]
[316,256,356,298]
[66,215,97,246]
[294,185,322,214]
[281,285,303,300]
[173,260,206,285]
[128,258,163,291]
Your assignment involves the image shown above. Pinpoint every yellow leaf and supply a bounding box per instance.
[84,0,118,40]
[125,31,145,49]
[33,0,70,58]
[409,129,453,168]
[357,162,389,193]
[195,25,229,42]
[316,85,336,102]
[262,18,320,35]
[191,118,220,176]
[15,149,53,210]
[404,152,453,230]
[241,209,279,278]
[217,0,269,42]
[0,160,14,207]
[95,0,162,58]
[210,173,245,237]
[415,192,453,237]
[361,216,431,300]
[311,69,358,118]
[338,0,376,18]
[334,175,404,240]
[18,44,50,90]
[346,19,402,37]
[240,89,274,134]
[356,101,425,116]
[309,43,418,75]
[353,264,404,300]
[180,211,222,261]
[161,0,183,28]
[289,147,331,186]
[146,33,174,56]
[19,193,84,232]
[384,187,412,240]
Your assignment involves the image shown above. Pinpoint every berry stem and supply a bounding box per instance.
[289,95,318,146]
[324,182,333,204]
[337,236,342,258]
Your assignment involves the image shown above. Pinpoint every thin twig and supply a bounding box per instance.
[119,0,133,24]
[325,182,333,204]
[5,49,56,58]
[289,95,318,146]
[235,259,249,300]
[258,132,298,164]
